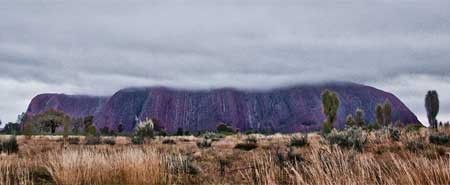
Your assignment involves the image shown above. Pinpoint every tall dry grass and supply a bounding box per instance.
[1,127,450,185]
[0,159,34,185]
[241,146,450,185]
[45,148,164,185]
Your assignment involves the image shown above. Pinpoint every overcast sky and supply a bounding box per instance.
[1,0,449,125]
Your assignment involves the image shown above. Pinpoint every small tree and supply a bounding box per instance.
[2,122,20,135]
[133,118,154,144]
[321,90,340,133]
[346,115,355,127]
[383,100,392,126]
[83,116,94,132]
[100,126,110,136]
[176,127,184,136]
[117,123,124,133]
[34,109,70,134]
[63,121,70,142]
[71,118,82,135]
[425,90,439,130]
[355,109,365,127]
[375,104,384,127]
[23,122,34,139]
[85,124,97,136]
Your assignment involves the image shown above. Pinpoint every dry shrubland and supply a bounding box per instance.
[1,127,450,185]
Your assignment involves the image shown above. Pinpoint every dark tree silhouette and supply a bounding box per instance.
[425,90,439,130]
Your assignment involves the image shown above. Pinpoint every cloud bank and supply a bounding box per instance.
[1,0,449,125]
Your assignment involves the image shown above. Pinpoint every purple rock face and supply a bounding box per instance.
[26,82,420,133]
[27,94,108,118]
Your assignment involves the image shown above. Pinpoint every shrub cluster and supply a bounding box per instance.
[0,136,19,154]
[389,127,401,142]
[325,127,367,151]
[85,136,101,145]
[235,136,258,151]
[202,132,223,141]
[131,136,144,144]
[196,139,212,149]
[429,133,450,146]
[162,139,176,145]
[405,140,426,153]
[289,134,309,147]
[67,137,80,145]
[164,155,202,176]
[102,137,116,145]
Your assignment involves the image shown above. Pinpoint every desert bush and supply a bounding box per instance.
[289,134,309,147]
[429,133,450,146]
[287,149,306,164]
[389,127,401,141]
[67,137,80,145]
[202,132,223,141]
[134,118,154,138]
[235,136,258,151]
[325,127,367,151]
[406,140,426,153]
[217,157,232,176]
[85,136,101,145]
[196,139,212,149]
[131,135,144,145]
[162,139,176,145]
[346,115,356,127]
[164,155,202,176]
[216,123,236,134]
[0,136,19,154]
[102,137,116,145]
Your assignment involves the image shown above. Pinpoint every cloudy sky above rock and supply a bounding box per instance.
[1,0,449,125]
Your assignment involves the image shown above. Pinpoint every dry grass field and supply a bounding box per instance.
[1,127,450,185]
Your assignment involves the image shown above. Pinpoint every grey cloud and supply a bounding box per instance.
[0,0,450,123]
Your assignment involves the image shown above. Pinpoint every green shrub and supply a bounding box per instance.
[85,136,101,145]
[131,135,144,145]
[102,137,116,145]
[0,136,19,154]
[389,127,401,141]
[162,139,176,145]
[235,136,258,151]
[429,133,450,146]
[406,140,426,153]
[289,134,309,147]
[287,150,306,163]
[325,127,367,151]
[216,123,236,134]
[164,155,202,176]
[202,132,223,141]
[67,137,80,145]
[85,124,97,136]
[322,121,333,135]
[196,139,212,148]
